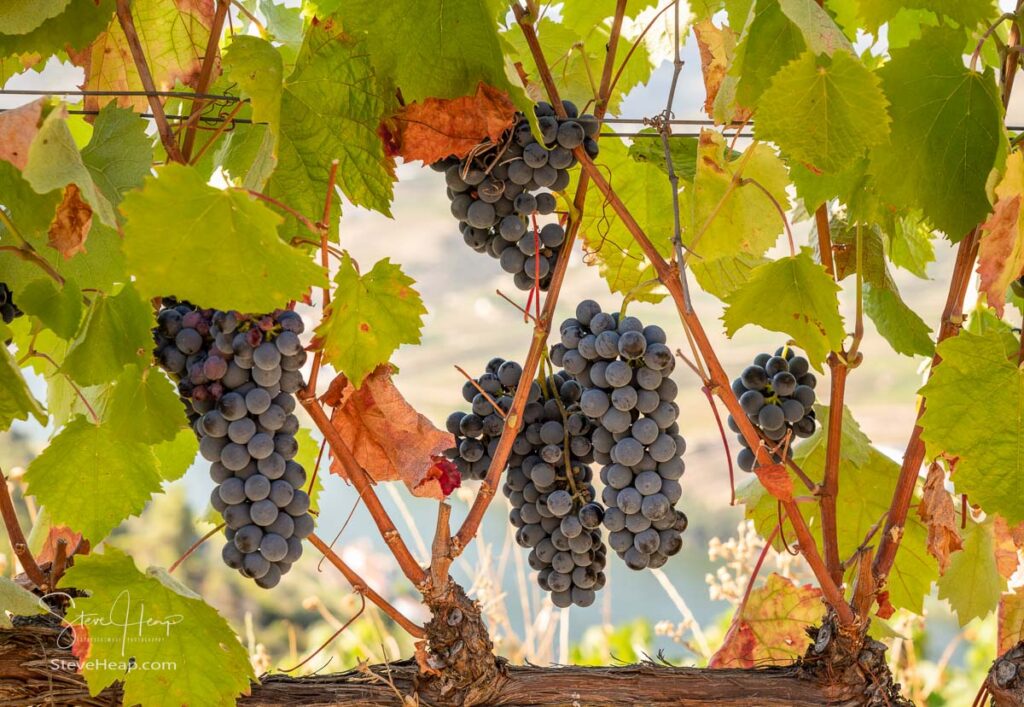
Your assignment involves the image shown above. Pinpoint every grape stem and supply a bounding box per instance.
[453,365,508,420]
[308,532,426,638]
[181,0,230,161]
[114,0,185,164]
[0,468,48,590]
[512,0,856,628]
[450,0,630,554]
[168,522,225,574]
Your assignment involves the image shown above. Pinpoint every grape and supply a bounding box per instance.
[222,543,244,569]
[259,533,289,562]
[242,552,270,579]
[199,435,228,463]
[228,417,257,444]
[234,524,263,553]
[255,563,282,588]
[223,503,251,529]
[244,474,271,501]
[221,443,250,471]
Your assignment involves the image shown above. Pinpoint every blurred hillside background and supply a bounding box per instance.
[2,1,1018,704]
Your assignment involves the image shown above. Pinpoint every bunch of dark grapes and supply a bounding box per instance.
[152,299,314,588]
[432,101,599,291]
[446,358,608,608]
[728,347,817,472]
[553,300,688,571]
[1,283,22,324]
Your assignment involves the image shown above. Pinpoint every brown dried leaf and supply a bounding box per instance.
[993,516,1021,580]
[917,463,963,574]
[709,573,824,668]
[999,588,1024,654]
[326,366,456,500]
[34,525,86,565]
[47,184,93,259]
[977,152,1024,315]
[389,82,516,164]
[0,98,44,169]
[693,20,729,119]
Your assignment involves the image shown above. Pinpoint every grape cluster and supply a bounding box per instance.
[433,101,600,292]
[728,347,817,472]
[446,359,607,607]
[1,283,22,324]
[152,300,314,588]
[553,300,688,571]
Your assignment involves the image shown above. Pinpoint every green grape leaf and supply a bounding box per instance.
[104,365,186,444]
[628,132,701,181]
[338,0,526,108]
[738,405,938,613]
[0,0,112,63]
[15,277,83,339]
[267,22,396,238]
[855,0,997,31]
[24,417,163,541]
[682,131,790,262]
[219,123,276,191]
[294,428,324,514]
[887,214,935,278]
[121,163,326,312]
[0,331,46,429]
[716,0,806,119]
[756,50,889,174]
[61,548,254,707]
[0,0,71,35]
[936,519,1006,626]
[61,284,152,386]
[69,0,212,113]
[722,249,844,368]
[0,577,46,627]
[222,36,283,129]
[153,427,199,483]
[313,254,426,388]
[869,27,1004,239]
[863,285,934,357]
[919,328,1024,522]
[80,103,153,208]
[789,157,869,212]
[560,0,659,30]
[571,136,673,303]
[689,252,770,300]
[778,0,853,54]
[259,0,303,63]
[22,104,117,227]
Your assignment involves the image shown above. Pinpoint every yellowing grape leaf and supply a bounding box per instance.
[0,577,46,628]
[571,136,673,303]
[683,130,790,262]
[23,417,163,542]
[0,0,114,78]
[999,588,1024,654]
[312,254,426,388]
[0,98,43,169]
[222,36,283,128]
[757,49,889,174]
[61,284,151,386]
[323,366,456,500]
[917,463,962,574]
[978,151,1024,315]
[937,518,1007,626]
[69,0,213,113]
[870,27,1004,239]
[920,328,1024,522]
[61,548,254,707]
[121,163,326,313]
[22,105,116,228]
[855,0,997,32]
[0,0,71,34]
[693,20,742,120]
[389,82,516,164]
[709,573,823,668]
[15,277,83,339]
[993,516,1020,579]
[721,249,845,369]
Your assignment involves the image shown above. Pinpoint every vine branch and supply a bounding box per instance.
[181,0,229,161]
[0,469,47,590]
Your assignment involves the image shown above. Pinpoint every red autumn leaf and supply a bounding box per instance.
[993,515,1020,580]
[916,463,962,574]
[70,623,90,664]
[756,462,794,503]
[977,154,1024,315]
[324,366,456,499]
[709,573,824,669]
[0,98,44,170]
[35,525,86,565]
[47,184,93,259]
[388,82,516,164]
